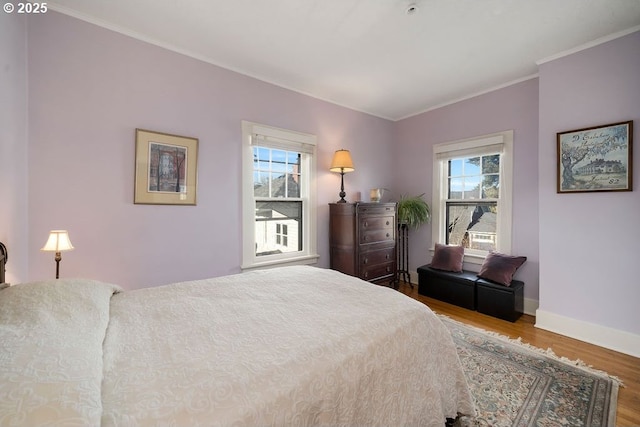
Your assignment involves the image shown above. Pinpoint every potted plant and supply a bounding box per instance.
[397,193,431,229]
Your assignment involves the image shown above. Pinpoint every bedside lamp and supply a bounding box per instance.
[329,149,355,203]
[41,230,74,279]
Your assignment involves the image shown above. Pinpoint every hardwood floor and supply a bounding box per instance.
[397,282,640,426]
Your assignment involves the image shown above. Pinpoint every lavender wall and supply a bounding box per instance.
[393,79,540,304]
[0,13,29,284]
[26,12,395,289]
[538,31,640,339]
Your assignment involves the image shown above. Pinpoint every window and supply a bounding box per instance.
[241,121,318,270]
[432,131,513,262]
[276,224,289,247]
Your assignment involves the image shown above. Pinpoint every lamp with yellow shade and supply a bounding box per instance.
[41,230,74,279]
[329,149,355,203]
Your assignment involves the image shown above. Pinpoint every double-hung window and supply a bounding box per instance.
[432,130,513,262]
[241,121,318,270]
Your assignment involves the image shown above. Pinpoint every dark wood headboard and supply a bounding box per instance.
[0,253,5,284]
[0,242,6,284]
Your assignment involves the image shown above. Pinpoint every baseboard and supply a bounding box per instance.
[407,269,538,316]
[536,309,640,358]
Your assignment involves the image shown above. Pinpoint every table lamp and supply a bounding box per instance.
[329,149,355,203]
[41,230,74,279]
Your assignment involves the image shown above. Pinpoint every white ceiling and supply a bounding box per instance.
[49,0,640,120]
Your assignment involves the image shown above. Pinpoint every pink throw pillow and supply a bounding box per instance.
[430,243,465,273]
[478,251,527,286]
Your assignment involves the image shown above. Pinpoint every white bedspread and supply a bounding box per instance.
[0,279,121,426]
[1,266,474,426]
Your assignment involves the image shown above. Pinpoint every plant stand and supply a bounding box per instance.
[397,223,412,287]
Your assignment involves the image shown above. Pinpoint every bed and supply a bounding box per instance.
[0,265,474,426]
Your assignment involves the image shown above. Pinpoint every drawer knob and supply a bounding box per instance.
[364,258,368,264]
[386,233,390,238]
[386,221,390,225]
[363,221,368,227]
[385,254,389,260]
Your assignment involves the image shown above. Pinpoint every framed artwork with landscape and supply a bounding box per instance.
[557,121,633,193]
[134,129,199,205]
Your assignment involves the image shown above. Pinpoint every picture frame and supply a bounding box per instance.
[557,120,633,193]
[134,129,199,205]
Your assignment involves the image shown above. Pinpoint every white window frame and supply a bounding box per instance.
[241,121,319,270]
[431,130,514,264]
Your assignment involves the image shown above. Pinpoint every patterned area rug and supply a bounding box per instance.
[441,317,620,427]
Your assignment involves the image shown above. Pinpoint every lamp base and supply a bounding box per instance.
[337,171,347,203]
[55,251,61,279]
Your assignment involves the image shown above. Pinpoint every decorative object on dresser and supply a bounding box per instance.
[329,149,355,203]
[396,193,431,285]
[329,202,397,286]
[41,230,74,279]
[369,188,386,202]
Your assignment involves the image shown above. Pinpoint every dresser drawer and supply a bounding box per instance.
[357,204,395,216]
[360,247,395,267]
[360,262,396,281]
[359,216,395,244]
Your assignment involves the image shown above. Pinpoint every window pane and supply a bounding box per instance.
[254,147,270,163]
[255,201,302,256]
[253,171,267,188]
[462,177,481,199]
[287,174,300,197]
[482,175,500,198]
[287,152,301,166]
[449,159,463,177]
[482,154,500,174]
[270,172,287,197]
[448,178,463,199]
[464,157,481,175]
[271,149,287,164]
[446,202,497,251]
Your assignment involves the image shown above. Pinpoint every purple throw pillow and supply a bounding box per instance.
[478,251,527,286]
[430,243,465,273]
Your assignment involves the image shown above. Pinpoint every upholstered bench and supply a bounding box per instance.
[417,264,525,322]
[417,244,527,322]
[417,265,477,310]
[475,277,524,322]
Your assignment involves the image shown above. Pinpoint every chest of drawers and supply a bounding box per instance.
[329,202,397,286]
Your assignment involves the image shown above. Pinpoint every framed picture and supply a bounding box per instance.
[557,121,633,193]
[134,129,199,205]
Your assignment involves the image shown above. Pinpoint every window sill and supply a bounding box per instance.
[241,254,320,272]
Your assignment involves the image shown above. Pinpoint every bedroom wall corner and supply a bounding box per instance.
[0,12,29,284]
